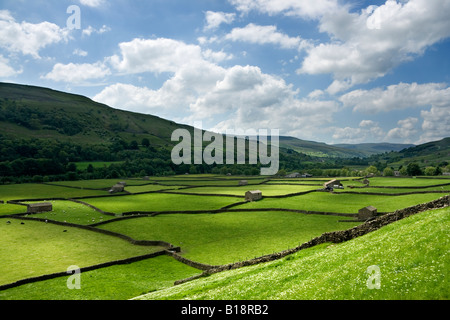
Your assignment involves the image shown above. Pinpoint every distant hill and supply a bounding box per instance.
[0,82,448,166]
[279,136,369,158]
[333,142,415,157]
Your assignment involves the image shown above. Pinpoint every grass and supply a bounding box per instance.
[234,192,446,213]
[47,178,151,189]
[25,200,116,225]
[0,255,200,300]
[0,183,109,202]
[0,176,448,300]
[136,206,450,300]
[83,192,244,214]
[97,211,360,265]
[0,219,161,286]
[168,184,319,196]
[364,177,450,187]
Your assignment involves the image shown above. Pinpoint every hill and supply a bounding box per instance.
[0,82,448,179]
[333,142,415,156]
[367,137,450,170]
[0,82,394,159]
[136,205,449,300]
[279,136,368,158]
[0,82,192,146]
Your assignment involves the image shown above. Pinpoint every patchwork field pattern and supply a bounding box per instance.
[0,175,449,300]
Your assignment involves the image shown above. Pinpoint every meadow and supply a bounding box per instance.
[0,174,448,300]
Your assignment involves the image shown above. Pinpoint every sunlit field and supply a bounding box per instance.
[0,175,448,300]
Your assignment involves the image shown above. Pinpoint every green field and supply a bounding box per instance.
[137,206,449,300]
[97,211,359,265]
[0,219,161,286]
[0,175,448,300]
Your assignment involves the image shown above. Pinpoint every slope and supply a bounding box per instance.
[333,142,415,156]
[0,82,192,146]
[136,206,449,300]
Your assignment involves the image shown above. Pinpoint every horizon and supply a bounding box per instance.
[0,0,449,145]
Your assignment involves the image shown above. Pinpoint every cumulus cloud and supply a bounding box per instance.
[419,106,450,144]
[385,117,418,143]
[43,62,111,84]
[94,37,340,139]
[229,0,339,19]
[79,0,105,7]
[109,38,208,74]
[0,54,22,78]
[225,23,310,50]
[298,0,450,92]
[0,10,69,59]
[332,120,385,144]
[82,25,111,37]
[339,82,450,114]
[204,11,235,31]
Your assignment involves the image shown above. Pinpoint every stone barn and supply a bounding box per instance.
[323,179,343,190]
[109,183,125,194]
[27,202,53,214]
[245,190,262,202]
[285,172,300,178]
[358,206,378,221]
[239,180,248,186]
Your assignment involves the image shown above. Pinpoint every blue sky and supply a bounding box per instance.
[1,0,449,145]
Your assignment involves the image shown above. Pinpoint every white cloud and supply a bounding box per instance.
[339,82,450,114]
[298,0,450,92]
[109,38,206,74]
[419,106,450,144]
[337,82,450,143]
[202,49,233,63]
[82,25,111,36]
[0,10,69,59]
[73,49,88,57]
[204,11,235,31]
[332,121,385,144]
[79,0,105,7]
[225,23,310,50]
[0,54,22,78]
[229,0,339,19]
[95,49,341,140]
[386,117,418,143]
[43,62,111,84]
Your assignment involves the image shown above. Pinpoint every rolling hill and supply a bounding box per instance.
[0,82,448,167]
[0,82,192,146]
[333,142,415,156]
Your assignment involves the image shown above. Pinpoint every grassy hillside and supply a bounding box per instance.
[0,82,192,146]
[333,142,415,156]
[0,82,393,159]
[136,206,449,300]
[279,136,366,158]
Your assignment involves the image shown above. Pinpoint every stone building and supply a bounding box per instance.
[358,206,378,221]
[27,202,53,214]
[245,190,262,202]
[109,183,125,194]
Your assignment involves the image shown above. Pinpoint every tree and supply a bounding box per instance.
[424,166,436,176]
[406,162,422,176]
[366,165,379,176]
[142,138,150,148]
[129,140,139,150]
[383,167,394,176]
[67,162,77,172]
